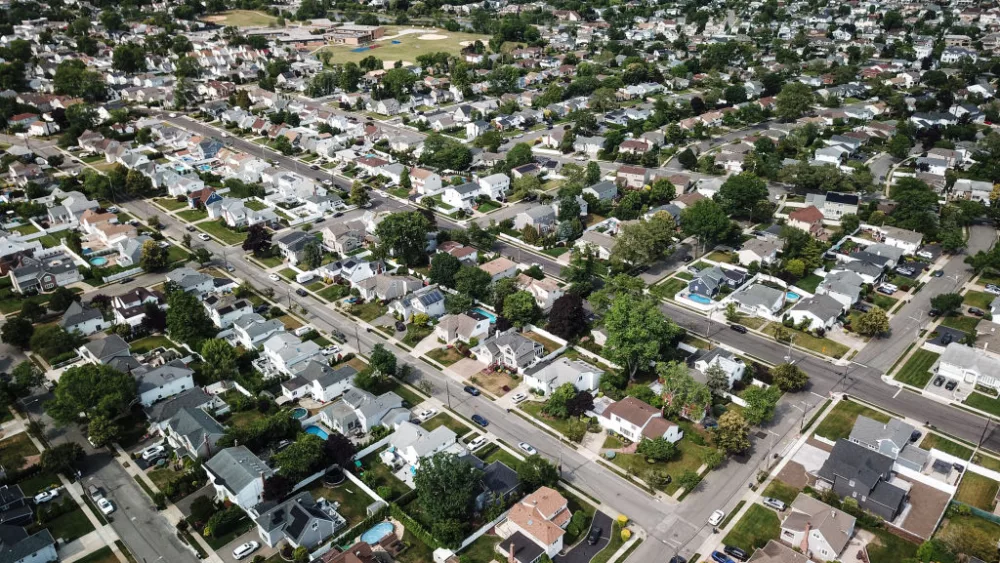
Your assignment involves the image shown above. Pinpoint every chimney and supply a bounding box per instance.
[800,522,811,554]
[508,542,516,563]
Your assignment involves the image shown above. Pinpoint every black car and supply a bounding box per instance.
[910,430,922,442]
[464,385,481,396]
[669,556,687,563]
[309,164,319,170]
[255,305,270,314]
[945,380,958,391]
[185,225,196,232]
[730,324,747,334]
[970,307,986,317]
[587,527,603,545]
[933,376,945,387]
[724,546,749,561]
[119,277,134,284]
[682,255,693,262]
[471,414,488,426]
[395,321,406,332]
[295,288,308,297]
[929,309,940,318]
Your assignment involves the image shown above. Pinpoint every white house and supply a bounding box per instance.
[479,257,518,282]
[60,301,105,336]
[598,396,684,443]
[693,348,746,390]
[730,283,786,319]
[388,421,465,471]
[204,446,273,510]
[523,357,603,396]
[203,295,254,329]
[441,182,479,211]
[936,342,1000,392]
[780,494,856,562]
[786,294,845,331]
[738,238,782,267]
[516,274,564,310]
[862,225,923,255]
[410,167,443,195]
[262,333,323,376]
[388,285,446,322]
[478,173,511,201]
[233,314,286,350]
[135,360,197,407]
[434,312,491,344]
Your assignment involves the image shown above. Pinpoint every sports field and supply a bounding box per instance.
[202,10,278,27]
[316,27,490,67]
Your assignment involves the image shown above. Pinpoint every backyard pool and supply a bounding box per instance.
[291,407,308,420]
[304,425,329,440]
[687,293,712,305]
[470,307,497,323]
[360,522,394,545]
[89,256,108,267]
[786,291,801,301]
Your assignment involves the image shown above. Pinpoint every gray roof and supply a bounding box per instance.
[522,205,556,221]
[343,389,403,421]
[0,525,55,563]
[205,446,274,497]
[451,182,480,195]
[940,342,1000,374]
[255,492,344,541]
[61,301,101,329]
[733,283,785,310]
[144,388,215,423]
[782,494,855,554]
[167,267,212,290]
[167,407,225,454]
[850,415,913,451]
[83,334,130,361]
[133,359,195,396]
[481,461,519,495]
[790,294,843,322]
[523,357,603,389]
[585,181,617,199]
[818,439,906,510]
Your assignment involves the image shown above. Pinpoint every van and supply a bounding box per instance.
[468,436,488,450]
[295,271,315,284]
[293,326,313,337]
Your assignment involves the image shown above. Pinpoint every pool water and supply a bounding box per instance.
[291,408,308,420]
[471,307,497,323]
[687,293,712,305]
[304,425,329,440]
[360,522,394,545]
[786,292,801,301]
[89,256,108,267]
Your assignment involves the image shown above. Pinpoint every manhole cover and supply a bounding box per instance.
[755,431,768,439]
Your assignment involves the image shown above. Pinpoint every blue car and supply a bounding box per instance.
[472,414,488,427]
[712,552,734,563]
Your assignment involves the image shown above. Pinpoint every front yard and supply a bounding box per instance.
[651,278,688,300]
[964,391,1000,417]
[421,413,472,436]
[196,220,247,245]
[920,433,973,460]
[722,504,780,552]
[894,349,939,388]
[606,433,712,495]
[762,325,848,359]
[425,346,465,366]
[176,209,208,223]
[939,315,981,333]
[761,480,801,505]
[964,290,995,310]
[813,400,889,442]
[349,301,388,322]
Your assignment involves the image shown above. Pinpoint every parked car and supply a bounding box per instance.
[269,273,281,282]
[416,409,437,422]
[226,265,235,272]
[511,392,527,404]
[708,510,725,526]
[322,346,340,356]
[933,377,945,387]
[119,277,134,285]
[395,321,406,332]
[198,233,211,241]
[464,385,481,396]
[97,498,115,515]
[471,414,488,427]
[724,546,749,561]
[945,380,958,391]
[33,489,59,504]
[295,288,308,297]
[185,225,196,232]
[910,430,922,442]
[141,445,166,461]
[970,307,986,317]
[877,285,896,295]
[468,436,488,450]
[730,324,747,334]
[929,309,940,318]
[761,497,786,511]
[931,270,944,277]
[518,442,537,455]
[711,552,734,563]
[232,541,259,560]
[587,526,603,545]
[896,267,915,276]
[669,556,687,563]
[986,284,1000,296]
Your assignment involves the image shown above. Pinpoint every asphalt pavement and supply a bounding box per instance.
[557,511,613,563]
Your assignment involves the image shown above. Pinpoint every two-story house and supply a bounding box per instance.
[204,446,274,510]
[523,357,603,396]
[816,439,907,520]
[473,330,544,373]
[598,396,684,443]
[780,494,856,562]
[501,487,572,560]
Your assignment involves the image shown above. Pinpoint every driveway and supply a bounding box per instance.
[218,529,275,563]
[557,511,613,563]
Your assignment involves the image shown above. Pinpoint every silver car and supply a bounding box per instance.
[761,497,786,511]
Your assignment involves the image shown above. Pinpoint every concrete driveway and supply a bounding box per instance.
[557,511,613,563]
[217,529,275,563]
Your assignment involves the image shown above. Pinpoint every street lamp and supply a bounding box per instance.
[783,334,795,362]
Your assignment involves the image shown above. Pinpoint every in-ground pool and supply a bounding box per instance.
[786,291,801,301]
[304,425,329,440]
[291,407,308,420]
[687,293,712,305]
[470,307,497,323]
[89,256,109,267]
[360,522,394,545]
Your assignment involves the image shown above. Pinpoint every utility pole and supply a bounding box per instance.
[979,416,993,449]
[446,382,452,409]
[784,334,794,362]
[286,286,292,308]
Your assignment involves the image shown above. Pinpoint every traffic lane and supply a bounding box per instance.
[557,511,613,563]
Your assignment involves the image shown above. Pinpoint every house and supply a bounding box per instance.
[479,257,518,282]
[738,238,782,267]
[274,231,317,267]
[816,271,864,308]
[523,357,603,396]
[806,192,860,220]
[79,335,131,365]
[357,274,422,303]
[166,267,215,296]
[441,182,480,212]
[0,526,57,563]
[598,396,684,443]
[410,168,443,195]
[816,439,907,520]
[322,224,365,255]
[583,181,617,201]
[255,492,346,549]
[233,314,286,350]
[203,295,253,329]
[863,225,923,255]
[262,333,323,377]
[473,329,545,372]
[112,287,165,327]
[502,487,572,560]
[786,294,845,331]
[319,389,407,434]
[161,406,226,459]
[575,230,616,260]
[204,446,274,510]
[281,363,356,403]
[434,312,491,344]
[388,284,446,322]
[779,494,856,562]
[134,360,197,407]
[936,342,1000,393]
[693,348,746,390]
[849,415,927,472]
[616,166,649,189]
[476,461,520,512]
[513,206,557,234]
[731,284,786,318]
[388,421,465,471]
[688,266,745,297]
[516,274,563,310]
[788,206,825,233]
[952,179,992,204]
[9,251,83,294]
[479,173,511,201]
[61,301,105,336]
[437,241,478,265]
[749,540,812,563]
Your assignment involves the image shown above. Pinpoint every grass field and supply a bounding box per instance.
[201,10,277,27]
[316,28,490,67]
[176,209,208,223]
[42,505,95,543]
[155,198,188,212]
[965,392,1000,417]
[955,472,1000,510]
[939,315,981,333]
[652,278,688,300]
[722,504,780,552]
[761,480,801,505]
[937,514,1000,562]
[763,325,848,359]
[421,413,471,436]
[814,400,889,442]
[894,349,939,388]
[921,433,974,460]
[866,528,919,563]
[196,220,246,245]
[964,290,994,310]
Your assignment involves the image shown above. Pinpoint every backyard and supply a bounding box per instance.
[0,433,39,470]
[955,472,999,511]
[652,278,688,300]
[128,334,179,354]
[894,349,939,388]
[309,480,376,525]
[722,504,780,552]
[866,528,919,563]
[935,513,1000,562]
[32,503,94,543]
[357,450,412,501]
[813,400,889,442]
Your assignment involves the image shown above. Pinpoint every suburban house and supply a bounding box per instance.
[849,416,928,472]
[322,223,366,255]
[166,267,215,296]
[500,486,572,560]
[479,257,518,282]
[0,526,57,563]
[9,251,83,294]
[203,295,254,329]
[693,348,746,390]
[161,406,226,459]
[61,301,105,336]
[233,314,286,350]
[319,389,409,434]
[583,181,618,201]
[479,173,511,201]
[475,461,521,512]
[598,396,684,443]
[275,231,317,266]
[410,168,443,195]
[513,206,557,234]
[730,284,786,318]
[516,273,564,310]
[255,492,347,549]
[441,182,480,211]
[357,274,422,303]
[262,333,323,377]
[816,439,907,520]
[473,330,545,372]
[79,335,131,365]
[779,494,856,562]
[134,360,197,407]
[688,266,746,297]
[788,206,826,234]
[204,446,274,510]
[523,357,604,396]
[805,192,860,220]
[434,312,491,344]
[816,271,865,308]
[388,284,446,322]
[112,287,165,327]
[738,239,783,266]
[862,225,923,255]
[935,342,1000,392]
[281,363,357,403]
[750,540,812,563]
[387,421,465,472]
[786,294,846,331]
[616,165,649,189]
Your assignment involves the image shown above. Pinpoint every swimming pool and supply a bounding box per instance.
[687,293,712,305]
[471,307,497,323]
[304,425,329,440]
[291,408,308,420]
[360,522,394,545]
[786,291,801,301]
[89,256,108,267]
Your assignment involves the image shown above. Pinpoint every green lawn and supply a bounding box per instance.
[309,481,376,525]
[814,400,889,442]
[385,379,425,407]
[937,514,1000,562]
[278,268,297,280]
[480,444,522,468]
[476,201,502,213]
[357,452,410,501]
[964,290,994,310]
[426,346,465,366]
[0,433,39,470]
[652,278,688,300]
[894,349,939,388]
[318,284,350,302]
[18,471,60,495]
[460,534,501,562]
[196,220,247,245]
[542,246,570,257]
[255,254,284,268]
[965,392,1000,417]
[955,472,1000,511]
[761,480,801,505]
[128,334,178,354]
[155,198,188,212]
[520,401,583,438]
[41,505,95,543]
[796,274,824,293]
[872,293,898,311]
[763,325,848,359]
[316,26,490,67]
[421,413,471,435]
[591,523,625,563]
[349,301,388,322]
[921,433,974,460]
[402,324,433,347]
[200,9,277,26]
[973,453,1000,472]
[866,528,919,563]
[939,315,981,333]
[608,437,711,495]
[722,504,780,552]
[176,209,208,223]
[11,223,38,235]
[243,199,267,211]
[166,245,191,266]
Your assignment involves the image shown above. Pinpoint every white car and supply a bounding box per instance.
[269,273,281,282]
[97,498,115,515]
[417,409,437,422]
[708,510,725,526]
[322,345,341,356]
[232,541,259,560]
[33,489,59,504]
[986,284,1000,296]
[168,112,177,118]
[518,442,537,455]
[511,393,527,404]
[198,233,211,241]
[141,444,166,461]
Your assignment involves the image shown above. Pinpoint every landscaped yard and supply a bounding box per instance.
[965,391,1000,417]
[722,504,780,552]
[425,346,465,366]
[921,433,974,460]
[310,481,376,525]
[866,527,919,563]
[196,220,247,245]
[939,315,981,333]
[278,268,298,280]
[894,349,939,388]
[814,400,889,442]
[318,284,349,302]
[607,436,711,495]
[37,504,95,543]
[385,379,425,407]
[796,274,824,293]
[519,401,582,437]
[523,331,562,354]
[402,324,433,347]
[155,198,188,212]
[955,472,1000,511]
[128,334,178,354]
[421,413,472,436]
[964,290,995,310]
[872,293,898,311]
[652,278,688,300]
[74,547,118,563]
[254,254,284,268]
[761,480,801,505]
[11,223,38,235]
[763,325,848,359]
[460,533,501,562]
[936,513,1000,562]
[176,209,208,223]
[357,451,411,501]
[349,301,388,322]
[0,433,39,470]
[542,246,570,257]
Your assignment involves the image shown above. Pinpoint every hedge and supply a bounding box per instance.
[390,502,441,550]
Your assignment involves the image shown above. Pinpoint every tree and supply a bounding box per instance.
[503,291,541,328]
[323,432,357,468]
[41,443,85,475]
[369,344,397,377]
[455,266,492,301]
[166,290,217,348]
[139,240,169,271]
[414,453,481,547]
[715,410,751,453]
[931,293,964,316]
[263,474,293,502]
[301,240,322,270]
[604,293,682,379]
[1,317,33,349]
[242,224,273,256]
[193,247,212,267]
[47,363,138,424]
[742,385,781,425]
[855,306,890,336]
[772,363,809,392]
[677,470,703,492]
[445,293,474,314]
[784,258,806,279]
[112,44,148,73]
[542,383,578,418]
[48,287,79,312]
[705,363,730,394]
[349,183,370,207]
[546,293,588,340]
[517,455,559,492]
[19,300,44,323]
[375,212,432,266]
[200,339,239,383]
[678,148,698,170]
[887,134,912,159]
[429,253,462,287]
[637,437,678,462]
[11,361,42,392]
[716,172,769,219]
[273,434,325,482]
[506,143,534,168]
[682,199,733,253]
[610,212,676,267]
[85,415,120,447]
[776,82,814,121]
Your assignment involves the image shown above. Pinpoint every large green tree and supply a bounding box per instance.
[166,290,217,348]
[48,364,137,424]
[414,453,482,547]
[776,82,814,121]
[604,293,682,379]
[200,339,239,383]
[681,199,733,253]
[374,212,432,266]
[716,172,769,220]
[715,410,751,453]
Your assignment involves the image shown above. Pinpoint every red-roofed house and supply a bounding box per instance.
[598,396,684,443]
[501,487,572,559]
[788,205,825,233]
